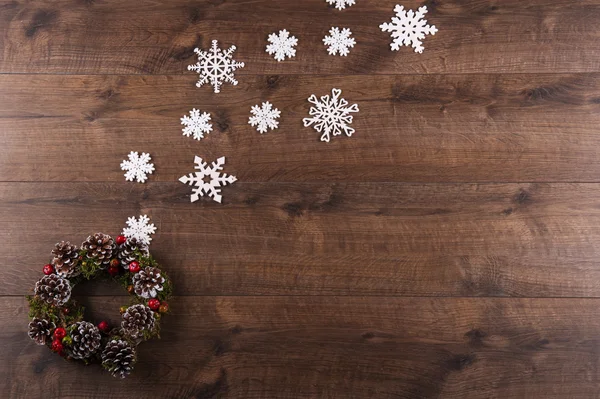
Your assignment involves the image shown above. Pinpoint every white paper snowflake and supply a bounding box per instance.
[120,152,155,183]
[181,108,213,141]
[266,29,298,62]
[122,215,157,245]
[248,102,281,133]
[187,40,246,93]
[326,0,355,10]
[179,156,237,203]
[303,88,359,143]
[380,5,438,53]
[323,27,356,56]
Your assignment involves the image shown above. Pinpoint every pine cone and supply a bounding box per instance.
[117,237,149,269]
[132,267,165,298]
[28,318,56,345]
[121,304,155,339]
[51,241,80,277]
[101,339,136,378]
[67,321,102,359]
[34,274,72,306]
[82,233,115,267]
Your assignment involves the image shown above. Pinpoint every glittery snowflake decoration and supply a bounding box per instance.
[179,156,237,204]
[248,102,281,134]
[303,88,359,143]
[380,5,438,53]
[326,0,355,10]
[187,40,245,93]
[181,108,213,141]
[323,27,356,56]
[120,152,155,183]
[122,215,157,245]
[266,29,298,62]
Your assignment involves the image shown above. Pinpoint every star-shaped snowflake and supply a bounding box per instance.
[266,29,298,62]
[303,88,359,143]
[380,5,438,53]
[249,102,281,133]
[323,27,355,56]
[326,0,355,10]
[181,108,213,141]
[187,40,246,93]
[122,215,157,245]
[179,156,237,203]
[120,152,155,183]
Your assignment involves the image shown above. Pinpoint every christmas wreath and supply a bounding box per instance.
[26,233,172,378]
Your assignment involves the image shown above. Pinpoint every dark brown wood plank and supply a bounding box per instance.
[3,296,600,398]
[2,0,600,74]
[2,73,600,182]
[4,182,600,297]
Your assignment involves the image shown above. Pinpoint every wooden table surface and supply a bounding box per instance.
[3,0,600,398]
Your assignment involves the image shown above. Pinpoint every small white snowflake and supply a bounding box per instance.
[179,156,237,204]
[120,152,155,183]
[249,102,281,134]
[323,27,356,56]
[326,0,355,10]
[266,29,298,62]
[380,5,438,53]
[303,88,359,143]
[122,215,157,245]
[187,40,246,93]
[181,108,213,141]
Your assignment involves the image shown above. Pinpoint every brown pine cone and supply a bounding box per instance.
[34,274,71,306]
[81,233,115,267]
[101,339,136,378]
[132,267,165,298]
[121,304,155,339]
[28,318,56,345]
[67,321,102,359]
[51,241,80,277]
[117,237,149,269]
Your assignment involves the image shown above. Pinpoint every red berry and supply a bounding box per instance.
[51,339,63,353]
[53,327,67,340]
[98,321,109,333]
[116,235,127,245]
[108,266,119,276]
[128,261,140,273]
[148,299,160,311]
[43,264,54,275]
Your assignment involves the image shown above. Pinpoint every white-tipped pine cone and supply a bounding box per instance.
[117,237,149,269]
[132,267,165,298]
[28,318,56,345]
[121,304,155,339]
[51,241,80,277]
[34,274,71,306]
[67,321,102,359]
[101,339,136,378]
[81,233,115,267]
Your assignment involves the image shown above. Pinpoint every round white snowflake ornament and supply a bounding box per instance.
[326,0,355,10]
[122,215,157,245]
[266,29,298,62]
[249,102,281,133]
[380,5,438,53]
[179,156,237,204]
[187,40,245,93]
[323,27,355,56]
[181,108,213,141]
[303,88,359,143]
[120,152,155,183]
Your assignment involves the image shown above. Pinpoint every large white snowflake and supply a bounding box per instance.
[120,152,155,183]
[181,108,213,141]
[380,5,438,53]
[122,215,157,245]
[179,156,237,204]
[266,29,298,62]
[249,102,281,133]
[323,27,356,56]
[303,88,359,143]
[326,0,355,10]
[187,40,246,93]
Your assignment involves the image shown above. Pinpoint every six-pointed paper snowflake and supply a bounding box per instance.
[303,88,359,143]
[120,152,155,183]
[323,27,356,56]
[266,29,298,62]
[179,156,237,203]
[181,108,213,141]
[248,102,281,133]
[187,40,246,93]
[326,0,355,10]
[122,215,157,245]
[380,5,438,53]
